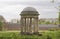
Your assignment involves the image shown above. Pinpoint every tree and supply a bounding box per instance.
[39,19,46,24]
[51,0,60,25]
[10,19,20,24]
[0,15,6,22]
[0,15,5,31]
[0,21,3,31]
[45,21,51,24]
[58,11,60,27]
[51,0,54,3]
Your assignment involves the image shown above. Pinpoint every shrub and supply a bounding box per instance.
[0,31,60,39]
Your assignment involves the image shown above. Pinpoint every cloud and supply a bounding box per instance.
[0,0,59,22]
[0,4,29,22]
[0,0,52,6]
[0,0,59,8]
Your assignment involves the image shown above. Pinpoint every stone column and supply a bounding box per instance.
[34,18,36,33]
[24,18,26,33]
[34,17,39,33]
[26,18,27,32]
[26,18,29,33]
[36,17,39,33]
[27,18,30,33]
[29,18,32,33]
[20,17,23,33]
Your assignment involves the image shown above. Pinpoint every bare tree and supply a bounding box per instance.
[50,0,60,25]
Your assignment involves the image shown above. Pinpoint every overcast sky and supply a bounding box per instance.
[0,0,60,22]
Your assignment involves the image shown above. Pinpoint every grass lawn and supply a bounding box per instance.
[0,30,60,39]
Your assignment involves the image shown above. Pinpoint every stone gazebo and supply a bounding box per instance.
[20,7,39,34]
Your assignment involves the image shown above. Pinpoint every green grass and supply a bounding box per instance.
[0,30,60,39]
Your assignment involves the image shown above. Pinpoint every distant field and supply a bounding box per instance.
[0,30,60,33]
[0,30,20,33]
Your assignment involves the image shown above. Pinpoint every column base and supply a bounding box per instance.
[20,32,24,34]
[33,32,39,35]
[20,32,33,35]
[20,32,42,36]
[33,32,42,36]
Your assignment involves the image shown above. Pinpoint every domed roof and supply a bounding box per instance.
[20,7,39,15]
[23,7,37,11]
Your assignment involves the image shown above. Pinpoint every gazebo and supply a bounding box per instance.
[20,7,39,34]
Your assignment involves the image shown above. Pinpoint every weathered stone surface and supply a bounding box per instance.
[20,7,39,34]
